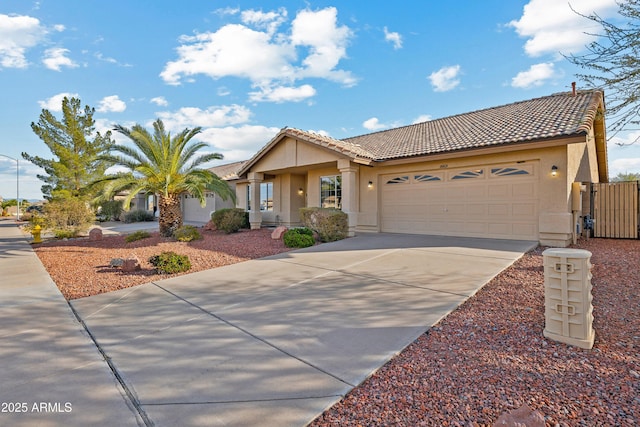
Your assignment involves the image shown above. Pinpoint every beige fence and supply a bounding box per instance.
[592,181,639,239]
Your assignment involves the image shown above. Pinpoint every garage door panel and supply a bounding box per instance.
[381,163,539,240]
[512,202,537,217]
[512,182,537,198]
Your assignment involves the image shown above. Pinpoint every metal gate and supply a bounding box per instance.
[592,181,639,239]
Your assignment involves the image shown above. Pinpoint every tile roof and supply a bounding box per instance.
[209,160,246,180]
[344,90,604,161]
[236,90,604,176]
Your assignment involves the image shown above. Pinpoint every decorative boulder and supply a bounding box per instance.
[493,405,545,427]
[271,226,288,240]
[121,257,141,272]
[109,258,124,268]
[89,228,103,241]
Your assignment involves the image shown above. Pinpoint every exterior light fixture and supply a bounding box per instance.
[551,165,558,177]
[298,188,304,195]
[367,181,373,188]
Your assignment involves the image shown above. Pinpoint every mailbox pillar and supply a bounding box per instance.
[542,248,595,349]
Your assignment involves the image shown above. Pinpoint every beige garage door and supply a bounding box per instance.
[182,193,217,223]
[381,163,539,240]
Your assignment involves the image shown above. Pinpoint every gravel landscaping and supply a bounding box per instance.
[32,229,638,425]
[32,227,291,300]
[310,238,639,426]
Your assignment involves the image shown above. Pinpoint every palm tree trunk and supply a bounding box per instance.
[158,193,183,237]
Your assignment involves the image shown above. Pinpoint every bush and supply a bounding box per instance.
[43,198,95,239]
[98,200,123,221]
[299,207,348,242]
[283,228,315,248]
[173,225,202,242]
[149,251,191,274]
[211,208,249,233]
[123,209,155,223]
[125,230,151,243]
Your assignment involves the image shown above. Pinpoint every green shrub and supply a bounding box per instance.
[123,209,155,223]
[299,207,348,242]
[125,230,151,243]
[43,198,95,239]
[173,225,202,242]
[283,228,315,248]
[211,208,249,233]
[149,251,191,274]
[98,200,123,221]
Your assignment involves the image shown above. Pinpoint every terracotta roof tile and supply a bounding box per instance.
[284,128,376,159]
[344,90,603,161]
[209,160,246,180]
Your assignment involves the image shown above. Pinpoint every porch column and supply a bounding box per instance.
[338,159,358,237]
[248,172,263,229]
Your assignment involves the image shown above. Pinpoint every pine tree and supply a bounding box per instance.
[22,97,114,200]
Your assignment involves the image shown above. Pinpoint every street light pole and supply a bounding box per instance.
[0,154,20,221]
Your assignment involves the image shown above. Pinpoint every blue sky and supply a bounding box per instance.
[1,0,638,200]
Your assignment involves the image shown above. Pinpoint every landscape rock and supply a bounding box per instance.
[89,228,103,241]
[109,258,124,267]
[271,226,288,240]
[121,257,141,272]
[493,405,545,427]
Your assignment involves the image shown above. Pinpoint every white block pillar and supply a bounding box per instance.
[338,159,358,237]
[248,172,263,230]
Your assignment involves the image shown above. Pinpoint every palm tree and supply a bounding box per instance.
[99,119,235,236]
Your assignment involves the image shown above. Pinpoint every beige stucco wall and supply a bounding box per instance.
[250,137,343,173]
[237,133,601,246]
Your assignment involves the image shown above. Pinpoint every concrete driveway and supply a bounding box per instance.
[71,233,536,427]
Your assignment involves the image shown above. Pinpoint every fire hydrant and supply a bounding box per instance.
[31,225,42,244]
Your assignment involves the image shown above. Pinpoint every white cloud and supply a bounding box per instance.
[97,95,126,113]
[384,27,402,49]
[511,62,556,88]
[150,96,169,107]
[609,157,640,176]
[363,117,387,131]
[161,7,356,100]
[290,7,355,84]
[412,114,432,124]
[240,8,287,35]
[0,14,47,68]
[508,0,619,57]
[160,24,295,85]
[38,92,79,111]
[156,104,252,130]
[249,84,316,103]
[42,47,78,71]
[429,65,461,92]
[197,124,281,163]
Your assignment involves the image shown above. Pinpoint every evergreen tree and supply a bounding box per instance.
[567,1,640,144]
[22,97,114,200]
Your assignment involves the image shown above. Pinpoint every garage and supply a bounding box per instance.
[381,162,539,240]
[182,193,218,223]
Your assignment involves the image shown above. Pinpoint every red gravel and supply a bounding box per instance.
[33,227,291,300]
[310,238,640,427]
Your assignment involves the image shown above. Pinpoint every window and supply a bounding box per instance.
[414,174,441,182]
[451,169,484,180]
[246,183,273,211]
[386,176,410,184]
[491,167,530,177]
[320,175,342,209]
[260,182,273,211]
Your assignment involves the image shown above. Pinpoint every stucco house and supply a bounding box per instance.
[194,89,607,247]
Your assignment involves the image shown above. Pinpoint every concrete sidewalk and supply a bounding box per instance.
[0,220,142,427]
[70,231,536,426]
